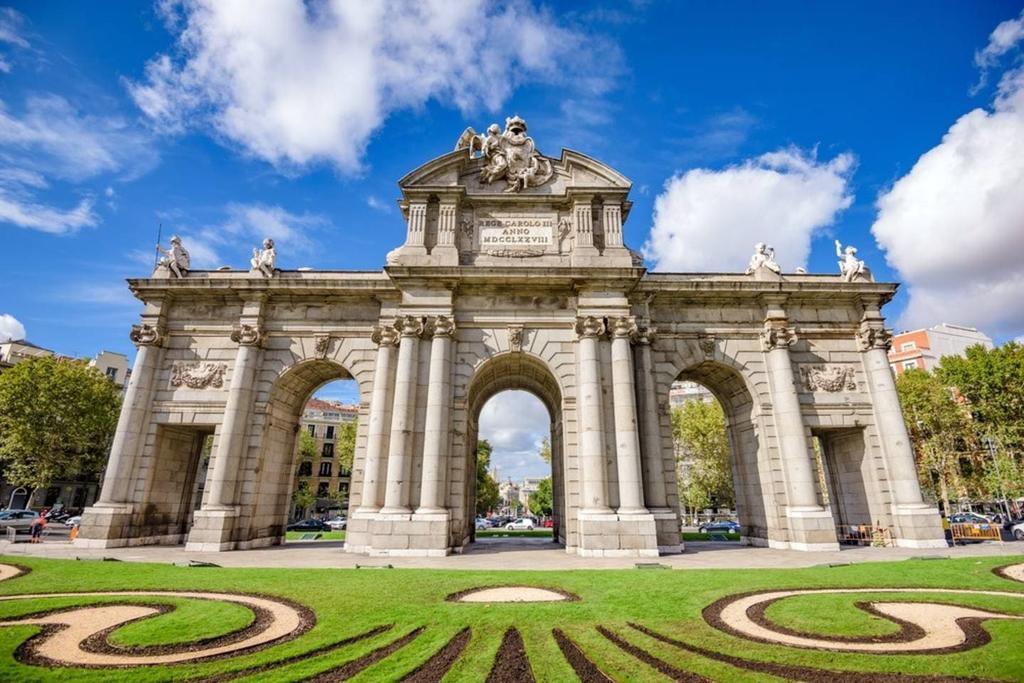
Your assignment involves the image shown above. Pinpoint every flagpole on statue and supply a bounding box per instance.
[154,222,162,268]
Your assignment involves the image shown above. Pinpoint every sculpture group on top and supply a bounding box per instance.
[744,240,873,281]
[455,115,554,192]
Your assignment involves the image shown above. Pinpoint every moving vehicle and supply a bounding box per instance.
[699,520,741,534]
[325,517,347,531]
[1011,521,1024,541]
[0,510,39,533]
[475,517,492,530]
[948,512,991,525]
[505,518,535,531]
[286,519,330,532]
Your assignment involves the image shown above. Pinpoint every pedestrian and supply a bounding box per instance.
[29,515,46,544]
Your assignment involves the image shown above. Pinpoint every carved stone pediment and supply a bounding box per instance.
[170,362,227,389]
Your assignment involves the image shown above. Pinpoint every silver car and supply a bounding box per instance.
[0,510,39,533]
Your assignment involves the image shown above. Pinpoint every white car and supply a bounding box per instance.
[326,517,347,531]
[505,518,535,531]
[64,516,82,528]
[1012,521,1024,541]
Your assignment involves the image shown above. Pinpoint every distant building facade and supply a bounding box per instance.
[888,323,994,376]
[88,351,130,388]
[669,380,715,407]
[291,398,358,518]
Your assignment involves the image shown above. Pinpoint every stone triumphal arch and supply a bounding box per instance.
[79,116,946,556]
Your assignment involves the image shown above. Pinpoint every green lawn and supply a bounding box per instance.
[681,532,742,542]
[284,530,346,541]
[0,554,1020,681]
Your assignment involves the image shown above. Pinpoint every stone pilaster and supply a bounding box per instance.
[609,316,646,514]
[356,324,399,514]
[433,201,459,265]
[380,315,423,514]
[858,301,946,548]
[603,202,624,248]
[760,296,838,551]
[417,315,455,514]
[406,201,428,251]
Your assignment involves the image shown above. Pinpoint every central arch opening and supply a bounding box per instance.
[463,353,565,551]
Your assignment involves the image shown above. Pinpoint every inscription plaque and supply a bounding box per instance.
[478,213,554,256]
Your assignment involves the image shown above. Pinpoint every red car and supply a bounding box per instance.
[543,519,554,528]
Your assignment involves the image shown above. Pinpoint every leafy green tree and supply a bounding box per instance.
[896,368,975,514]
[538,437,551,464]
[0,356,121,502]
[297,429,317,460]
[336,420,357,473]
[671,400,733,515]
[475,439,500,516]
[528,476,553,517]
[291,479,316,518]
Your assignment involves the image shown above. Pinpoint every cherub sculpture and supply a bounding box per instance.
[250,238,276,278]
[835,240,871,282]
[746,242,781,275]
[454,115,553,192]
[157,235,190,278]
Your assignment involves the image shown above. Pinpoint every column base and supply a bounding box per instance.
[892,504,946,548]
[344,509,450,556]
[185,507,240,552]
[650,507,683,553]
[577,511,660,557]
[785,506,840,551]
[75,504,135,547]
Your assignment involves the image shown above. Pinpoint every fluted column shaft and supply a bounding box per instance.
[576,316,611,514]
[97,325,163,505]
[418,316,455,514]
[357,325,399,513]
[762,321,820,510]
[206,324,262,508]
[381,316,423,514]
[635,329,668,509]
[610,317,647,514]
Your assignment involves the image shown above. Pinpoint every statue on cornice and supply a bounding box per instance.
[250,238,276,278]
[454,115,553,193]
[157,235,190,278]
[835,240,872,282]
[746,242,781,275]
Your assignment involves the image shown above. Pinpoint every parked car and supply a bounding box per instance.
[948,512,992,525]
[287,519,330,532]
[699,520,741,534]
[325,517,347,531]
[1011,521,1024,541]
[505,518,535,531]
[63,515,82,528]
[475,517,493,530]
[542,519,554,528]
[0,510,39,533]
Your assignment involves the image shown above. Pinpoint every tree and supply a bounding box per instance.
[671,400,733,516]
[297,429,317,460]
[538,437,551,464]
[528,476,553,517]
[0,356,121,501]
[896,368,975,514]
[336,420,357,472]
[291,479,316,518]
[475,439,500,516]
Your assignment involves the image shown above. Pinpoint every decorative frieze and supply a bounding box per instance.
[800,365,856,393]
[230,323,263,347]
[129,323,163,347]
[170,361,227,389]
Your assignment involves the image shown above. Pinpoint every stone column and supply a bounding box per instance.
[610,316,647,514]
[380,315,423,514]
[205,322,262,509]
[760,318,820,511]
[634,327,668,509]
[417,315,455,514]
[95,322,164,506]
[356,324,399,513]
[575,316,611,514]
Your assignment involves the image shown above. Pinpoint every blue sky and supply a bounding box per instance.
[2,2,1023,479]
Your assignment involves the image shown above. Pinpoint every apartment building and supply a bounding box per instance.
[291,398,359,517]
[888,323,994,376]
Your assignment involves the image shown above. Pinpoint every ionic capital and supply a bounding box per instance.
[636,325,656,345]
[574,315,606,339]
[431,315,456,338]
[759,322,797,352]
[856,323,892,352]
[394,315,425,338]
[230,323,264,347]
[129,322,164,347]
[371,324,400,347]
[610,315,638,340]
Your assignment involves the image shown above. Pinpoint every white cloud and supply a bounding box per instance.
[479,390,551,481]
[366,196,390,213]
[872,62,1024,338]
[975,9,1024,70]
[644,148,855,272]
[170,202,328,269]
[0,313,25,342]
[0,191,97,234]
[128,0,617,173]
